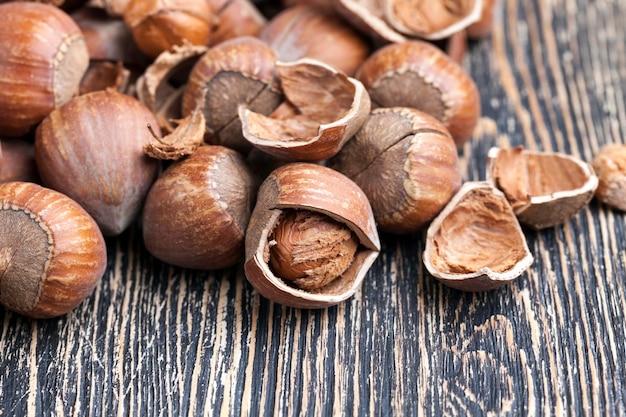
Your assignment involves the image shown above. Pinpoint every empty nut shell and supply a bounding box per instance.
[487,146,599,230]
[244,162,380,308]
[423,181,533,291]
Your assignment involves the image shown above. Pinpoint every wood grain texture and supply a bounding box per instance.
[2,0,626,415]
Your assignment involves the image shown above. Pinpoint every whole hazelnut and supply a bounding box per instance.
[329,107,462,234]
[260,5,370,77]
[356,40,481,147]
[34,89,161,236]
[0,2,89,137]
[142,145,258,270]
[0,138,40,184]
[245,163,380,308]
[0,181,107,318]
[123,0,217,58]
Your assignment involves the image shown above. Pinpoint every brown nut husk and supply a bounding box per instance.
[239,58,370,162]
[244,162,380,308]
[0,139,40,184]
[487,146,599,230]
[423,181,533,291]
[332,0,407,44]
[329,107,461,234]
[0,2,89,137]
[181,36,282,155]
[356,40,480,147]
[142,145,257,270]
[0,181,107,318]
[591,143,626,211]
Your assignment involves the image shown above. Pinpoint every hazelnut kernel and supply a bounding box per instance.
[269,209,359,290]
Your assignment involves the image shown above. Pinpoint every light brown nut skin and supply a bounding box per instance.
[356,40,480,147]
[0,2,89,137]
[142,145,258,270]
[329,107,461,234]
[592,143,626,211]
[487,146,599,230]
[0,181,107,318]
[244,162,380,309]
[34,89,161,237]
[423,181,533,292]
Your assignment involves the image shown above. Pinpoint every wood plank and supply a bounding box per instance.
[2,0,626,415]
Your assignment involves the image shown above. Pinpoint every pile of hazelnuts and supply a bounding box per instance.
[0,0,501,317]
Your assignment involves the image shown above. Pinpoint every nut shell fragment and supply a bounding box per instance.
[423,181,533,291]
[487,146,599,230]
[244,163,380,308]
[239,58,370,161]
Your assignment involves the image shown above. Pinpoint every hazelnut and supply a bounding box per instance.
[260,5,370,76]
[423,181,533,291]
[239,58,371,161]
[123,0,217,58]
[0,181,107,318]
[79,60,131,95]
[181,36,283,154]
[0,2,89,137]
[34,89,161,236]
[245,162,380,308]
[356,40,481,147]
[0,139,40,184]
[591,143,626,211]
[207,0,267,46]
[487,146,599,230]
[329,107,462,234]
[142,145,258,270]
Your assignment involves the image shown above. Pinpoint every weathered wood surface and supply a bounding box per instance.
[2,0,626,415]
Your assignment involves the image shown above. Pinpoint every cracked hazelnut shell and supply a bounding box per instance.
[181,36,282,154]
[487,146,599,230]
[356,40,480,147]
[239,58,371,161]
[329,107,461,234]
[0,181,107,318]
[423,181,533,291]
[244,162,380,309]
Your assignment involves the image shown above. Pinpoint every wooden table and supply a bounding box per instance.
[2,0,625,415]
